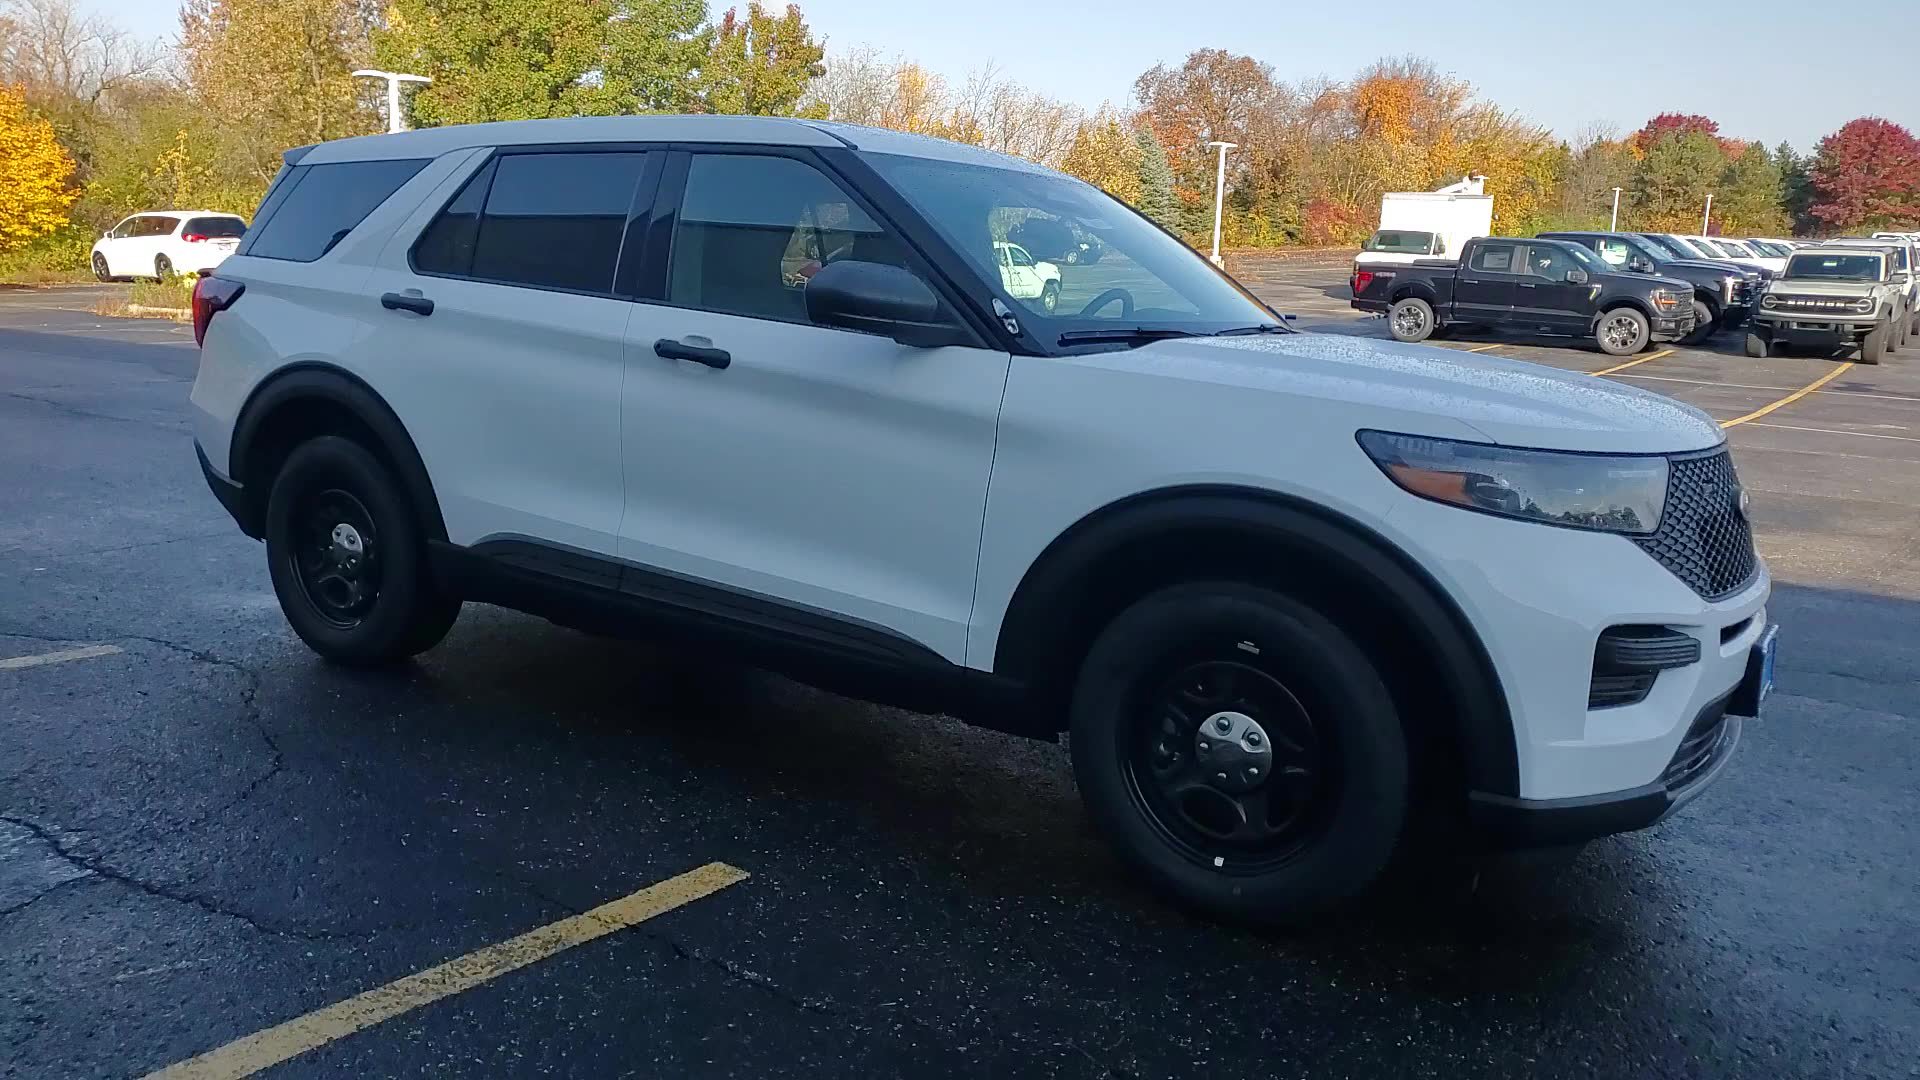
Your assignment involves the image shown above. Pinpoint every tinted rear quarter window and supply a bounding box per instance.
[246,158,429,262]
[470,153,646,293]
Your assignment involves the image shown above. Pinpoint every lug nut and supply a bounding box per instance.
[1215,772,1228,782]
[1214,717,1232,733]
[1246,732,1262,747]
[1246,767,1259,778]
[1198,740,1210,753]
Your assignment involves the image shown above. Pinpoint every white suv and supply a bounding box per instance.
[188,116,1776,924]
[92,211,247,281]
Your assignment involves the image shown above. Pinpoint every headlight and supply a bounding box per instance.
[1761,292,1780,308]
[1358,431,1668,535]
[1650,289,1681,309]
[1854,297,1876,313]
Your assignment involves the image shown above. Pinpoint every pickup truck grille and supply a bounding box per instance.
[1731,279,1756,305]
[1634,449,1759,601]
[1765,294,1869,312]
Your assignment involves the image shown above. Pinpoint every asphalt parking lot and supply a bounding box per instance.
[3,271,1917,1079]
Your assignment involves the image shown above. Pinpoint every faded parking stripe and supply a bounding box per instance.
[0,644,123,670]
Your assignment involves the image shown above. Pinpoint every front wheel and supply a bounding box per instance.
[1388,297,1436,343]
[1683,300,1717,346]
[1069,582,1408,925]
[92,253,111,282]
[1596,308,1650,356]
[1041,281,1060,314]
[1744,331,1773,359]
[265,436,461,665]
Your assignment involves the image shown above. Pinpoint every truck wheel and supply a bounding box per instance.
[1388,298,1436,343]
[1596,308,1650,356]
[1041,281,1060,314]
[1068,582,1408,926]
[1859,321,1887,365]
[1744,331,1772,359]
[265,435,462,665]
[1683,300,1717,346]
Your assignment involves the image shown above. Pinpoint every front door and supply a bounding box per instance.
[619,148,1011,663]
[1516,243,1597,333]
[357,148,654,559]
[998,243,1045,300]
[1457,240,1522,323]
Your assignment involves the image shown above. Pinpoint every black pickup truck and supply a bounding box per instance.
[1351,236,1698,355]
[1537,230,1761,344]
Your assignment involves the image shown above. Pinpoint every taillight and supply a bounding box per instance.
[182,233,208,243]
[191,275,245,347]
[1353,270,1375,294]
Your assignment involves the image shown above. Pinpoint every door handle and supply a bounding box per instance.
[653,338,731,370]
[1517,282,1538,289]
[380,292,434,316]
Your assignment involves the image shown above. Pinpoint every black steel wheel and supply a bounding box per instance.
[265,436,460,665]
[1070,582,1408,925]
[92,253,111,282]
[154,254,173,280]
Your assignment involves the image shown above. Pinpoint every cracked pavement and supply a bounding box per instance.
[2,281,1918,1078]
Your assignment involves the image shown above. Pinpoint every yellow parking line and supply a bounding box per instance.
[1463,343,1504,353]
[1719,363,1857,429]
[1590,348,1674,377]
[0,644,122,670]
[144,862,749,1080]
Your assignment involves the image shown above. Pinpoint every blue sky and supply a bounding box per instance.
[97,0,1916,151]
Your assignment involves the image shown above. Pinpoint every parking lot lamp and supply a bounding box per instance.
[1206,141,1236,268]
[1702,193,1713,235]
[352,70,432,134]
[1610,187,1622,230]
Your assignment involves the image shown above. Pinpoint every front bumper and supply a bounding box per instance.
[1753,315,1873,346]
[1649,311,1695,342]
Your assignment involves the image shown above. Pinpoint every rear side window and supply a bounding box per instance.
[413,152,646,294]
[247,158,429,262]
[137,216,179,237]
[184,216,246,239]
[1469,242,1518,272]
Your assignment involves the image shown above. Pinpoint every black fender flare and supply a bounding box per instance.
[993,486,1520,797]
[227,363,448,543]
[1388,281,1441,307]
[1592,296,1656,329]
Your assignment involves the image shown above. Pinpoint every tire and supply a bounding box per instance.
[154,254,173,281]
[1068,582,1408,925]
[1062,249,1081,266]
[1683,300,1717,346]
[1388,297,1436,343]
[1858,321,1887,365]
[1744,331,1772,359]
[1596,307,1650,356]
[264,435,461,665]
[1041,281,1061,314]
[92,253,111,282]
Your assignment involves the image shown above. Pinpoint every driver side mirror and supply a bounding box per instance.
[1626,255,1652,273]
[1894,270,1913,285]
[1565,269,1589,285]
[804,261,969,348]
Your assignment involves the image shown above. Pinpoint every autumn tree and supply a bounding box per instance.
[0,82,76,252]
[1551,125,1635,230]
[1631,112,1719,151]
[181,0,376,183]
[1713,142,1788,235]
[1631,130,1724,231]
[696,3,826,117]
[372,0,707,125]
[1809,117,1920,232]
[1060,114,1141,203]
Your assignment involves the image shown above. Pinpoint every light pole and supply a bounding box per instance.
[1701,193,1714,235]
[1610,187,1622,231]
[352,70,432,134]
[1206,140,1236,268]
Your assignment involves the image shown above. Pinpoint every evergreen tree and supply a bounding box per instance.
[1135,129,1180,232]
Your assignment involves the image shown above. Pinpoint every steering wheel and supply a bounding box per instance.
[1079,288,1135,318]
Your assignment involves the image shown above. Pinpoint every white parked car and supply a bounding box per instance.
[993,240,1061,312]
[92,211,247,282]
[188,116,1774,925]
[1685,236,1785,275]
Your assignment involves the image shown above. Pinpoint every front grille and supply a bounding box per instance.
[1635,449,1759,600]
[1766,294,1870,313]
[1732,279,1755,304]
[1661,698,1730,788]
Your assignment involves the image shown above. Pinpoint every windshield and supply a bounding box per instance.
[1713,240,1754,257]
[1563,244,1606,271]
[1785,253,1882,281]
[1748,240,1788,257]
[1636,235,1687,260]
[864,152,1277,338]
[1364,230,1437,254]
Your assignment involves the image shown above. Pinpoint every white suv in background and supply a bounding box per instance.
[188,116,1776,924]
[92,211,247,281]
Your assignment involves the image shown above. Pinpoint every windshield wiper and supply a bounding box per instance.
[1210,323,1293,336]
[1057,327,1206,347]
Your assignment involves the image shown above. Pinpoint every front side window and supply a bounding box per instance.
[1469,242,1519,273]
[248,158,429,262]
[864,151,1276,334]
[667,153,912,324]
[108,217,137,239]
[1523,244,1581,279]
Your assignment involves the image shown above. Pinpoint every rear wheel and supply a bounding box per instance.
[1388,298,1436,343]
[154,254,173,281]
[1069,582,1408,925]
[265,436,461,665]
[1596,308,1650,356]
[1744,331,1772,358]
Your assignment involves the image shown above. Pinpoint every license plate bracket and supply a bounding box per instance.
[1728,624,1777,717]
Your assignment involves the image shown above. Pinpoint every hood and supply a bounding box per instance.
[1660,259,1745,279]
[1767,278,1882,297]
[1111,332,1724,455]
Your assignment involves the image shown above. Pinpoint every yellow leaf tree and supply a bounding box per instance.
[0,84,78,253]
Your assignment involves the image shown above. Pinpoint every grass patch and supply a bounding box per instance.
[0,227,96,286]
[94,275,195,321]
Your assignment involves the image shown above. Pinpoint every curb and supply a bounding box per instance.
[123,304,190,318]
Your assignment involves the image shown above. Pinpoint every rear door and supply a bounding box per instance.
[1455,240,1523,322]
[1515,243,1595,332]
[615,147,1010,664]
[358,147,658,559]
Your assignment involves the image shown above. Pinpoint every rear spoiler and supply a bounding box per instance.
[283,144,316,166]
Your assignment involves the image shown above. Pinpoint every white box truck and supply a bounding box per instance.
[1354,177,1494,271]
